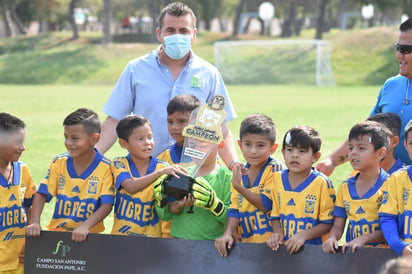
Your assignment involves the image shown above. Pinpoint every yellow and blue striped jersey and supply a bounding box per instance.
[334,169,388,246]
[111,156,168,237]
[379,166,412,244]
[227,157,284,243]
[269,168,335,245]
[37,150,115,233]
[0,161,36,271]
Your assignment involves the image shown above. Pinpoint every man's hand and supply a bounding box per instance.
[192,177,224,217]
[315,158,335,177]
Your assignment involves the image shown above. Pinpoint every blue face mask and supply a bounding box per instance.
[163,34,192,60]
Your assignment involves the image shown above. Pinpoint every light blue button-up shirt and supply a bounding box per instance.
[103,48,237,156]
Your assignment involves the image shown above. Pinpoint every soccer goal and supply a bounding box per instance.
[214,40,336,86]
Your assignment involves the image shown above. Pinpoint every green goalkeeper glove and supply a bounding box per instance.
[153,174,168,208]
[192,177,224,217]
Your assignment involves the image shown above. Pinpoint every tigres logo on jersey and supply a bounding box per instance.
[304,194,317,215]
[376,196,383,210]
[344,200,350,215]
[114,160,126,170]
[58,174,65,190]
[403,188,410,206]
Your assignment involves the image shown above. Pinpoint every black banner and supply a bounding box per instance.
[25,231,397,274]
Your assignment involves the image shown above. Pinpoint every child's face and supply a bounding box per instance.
[121,123,154,160]
[348,135,384,172]
[167,111,191,145]
[238,134,277,168]
[0,128,26,162]
[405,131,412,160]
[187,138,216,166]
[282,145,320,174]
[64,125,99,159]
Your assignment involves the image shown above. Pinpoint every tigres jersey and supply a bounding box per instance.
[0,162,36,271]
[379,166,412,244]
[111,156,168,237]
[334,169,388,246]
[157,143,182,164]
[227,157,284,243]
[269,168,335,245]
[37,150,115,233]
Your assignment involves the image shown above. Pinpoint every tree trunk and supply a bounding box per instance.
[315,0,329,40]
[0,0,13,37]
[10,0,26,34]
[336,0,347,28]
[201,0,211,30]
[69,0,79,40]
[232,0,246,36]
[151,0,160,42]
[102,0,111,44]
[281,0,298,37]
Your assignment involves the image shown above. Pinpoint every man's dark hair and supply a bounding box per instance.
[158,2,196,30]
[400,18,412,32]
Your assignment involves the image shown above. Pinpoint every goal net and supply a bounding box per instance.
[214,40,335,86]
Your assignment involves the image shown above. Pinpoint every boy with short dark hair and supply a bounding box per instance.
[266,125,336,254]
[110,115,187,237]
[215,113,284,257]
[0,113,36,273]
[367,113,405,174]
[158,94,201,164]
[379,118,412,256]
[323,121,390,254]
[26,108,115,242]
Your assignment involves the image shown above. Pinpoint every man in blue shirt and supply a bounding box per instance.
[316,18,412,175]
[96,2,240,169]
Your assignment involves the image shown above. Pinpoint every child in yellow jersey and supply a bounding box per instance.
[157,94,200,237]
[215,113,284,257]
[323,121,390,254]
[349,113,405,177]
[110,115,187,237]
[26,108,115,242]
[379,118,412,256]
[266,125,336,255]
[0,113,36,274]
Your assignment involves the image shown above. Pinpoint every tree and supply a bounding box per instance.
[102,0,111,44]
[232,0,246,36]
[68,0,79,39]
[315,0,329,39]
[0,0,13,36]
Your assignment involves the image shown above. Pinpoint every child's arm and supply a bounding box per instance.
[286,223,332,255]
[215,217,240,257]
[72,203,113,242]
[342,230,385,254]
[26,193,47,237]
[168,194,194,214]
[121,165,188,194]
[380,215,411,256]
[231,165,266,212]
[322,216,346,254]
[266,219,284,251]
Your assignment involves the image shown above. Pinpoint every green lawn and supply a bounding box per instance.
[0,84,378,233]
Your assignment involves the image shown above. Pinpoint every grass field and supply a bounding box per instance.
[0,84,380,233]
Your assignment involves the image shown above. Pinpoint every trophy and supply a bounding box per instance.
[162,95,227,206]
